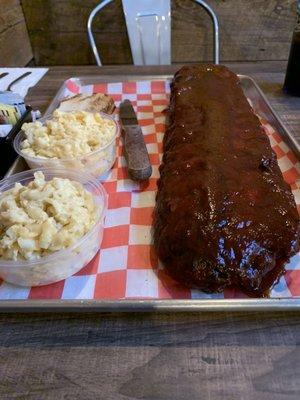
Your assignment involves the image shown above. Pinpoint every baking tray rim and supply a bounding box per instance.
[1,298,300,312]
[3,73,300,312]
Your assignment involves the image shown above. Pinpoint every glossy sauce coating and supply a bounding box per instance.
[154,65,300,296]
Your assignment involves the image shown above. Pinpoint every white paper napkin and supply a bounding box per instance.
[0,68,49,98]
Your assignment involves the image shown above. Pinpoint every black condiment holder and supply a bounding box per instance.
[0,106,32,179]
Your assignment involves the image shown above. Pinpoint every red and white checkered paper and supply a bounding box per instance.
[1,79,300,301]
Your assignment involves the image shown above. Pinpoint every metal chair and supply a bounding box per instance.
[87,0,219,66]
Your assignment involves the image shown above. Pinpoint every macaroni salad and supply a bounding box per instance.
[0,172,97,261]
[21,110,116,159]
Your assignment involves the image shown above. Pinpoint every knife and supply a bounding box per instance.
[119,99,152,181]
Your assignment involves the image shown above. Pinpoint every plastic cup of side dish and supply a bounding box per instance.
[14,112,119,178]
[0,168,107,287]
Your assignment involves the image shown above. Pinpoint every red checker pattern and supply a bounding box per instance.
[287,150,299,165]
[123,82,137,93]
[102,225,129,249]
[283,167,300,185]
[130,207,153,225]
[272,144,286,159]
[272,132,282,143]
[93,83,108,93]
[144,133,157,144]
[94,270,127,299]
[284,271,300,296]
[151,81,166,93]
[2,79,300,301]
[75,251,100,276]
[138,178,157,192]
[127,245,158,269]
[102,181,117,194]
[117,166,129,180]
[29,280,65,299]
[108,192,132,209]
[137,94,152,101]
[149,153,160,165]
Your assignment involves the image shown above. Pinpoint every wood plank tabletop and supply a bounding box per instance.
[1,61,300,400]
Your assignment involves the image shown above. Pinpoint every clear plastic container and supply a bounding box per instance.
[0,168,107,287]
[14,113,119,178]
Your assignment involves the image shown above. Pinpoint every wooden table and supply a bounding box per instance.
[1,62,300,400]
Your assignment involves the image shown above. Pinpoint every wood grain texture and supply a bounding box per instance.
[21,0,297,65]
[0,61,294,400]
[21,0,132,66]
[0,0,33,66]
[0,311,300,399]
[172,0,297,62]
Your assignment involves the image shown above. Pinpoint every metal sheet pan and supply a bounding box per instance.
[3,74,300,312]
[0,298,300,312]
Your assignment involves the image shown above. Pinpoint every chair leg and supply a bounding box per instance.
[193,0,220,64]
[87,0,115,66]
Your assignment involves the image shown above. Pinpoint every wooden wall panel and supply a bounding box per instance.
[0,0,33,66]
[21,0,132,65]
[21,0,297,65]
[172,0,296,62]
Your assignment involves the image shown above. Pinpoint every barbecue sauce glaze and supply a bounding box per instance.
[154,65,300,296]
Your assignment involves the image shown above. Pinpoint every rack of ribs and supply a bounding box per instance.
[154,64,300,296]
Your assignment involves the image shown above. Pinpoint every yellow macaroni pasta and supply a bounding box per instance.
[0,172,97,260]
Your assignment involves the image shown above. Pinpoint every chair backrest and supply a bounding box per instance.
[87,0,219,66]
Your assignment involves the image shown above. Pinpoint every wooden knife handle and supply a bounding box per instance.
[122,124,152,181]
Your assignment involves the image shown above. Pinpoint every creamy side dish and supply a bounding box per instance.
[20,110,116,159]
[0,172,97,261]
